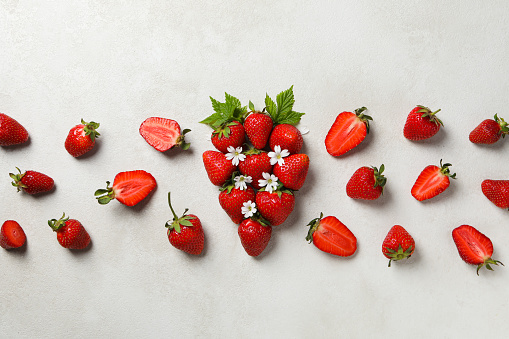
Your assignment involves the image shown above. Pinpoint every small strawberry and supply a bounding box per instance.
[255,188,295,226]
[203,150,237,186]
[64,119,100,157]
[166,192,204,255]
[95,170,157,206]
[269,124,303,154]
[411,160,455,201]
[481,179,509,209]
[139,117,190,152]
[211,121,246,154]
[382,225,415,267]
[403,105,443,140]
[346,164,386,200]
[452,225,503,275]
[244,106,273,149]
[219,180,256,224]
[238,148,273,189]
[0,220,26,249]
[306,213,357,257]
[273,154,310,190]
[0,113,29,146]
[238,218,272,257]
[469,114,509,144]
[325,107,372,156]
[10,167,54,194]
[48,213,90,249]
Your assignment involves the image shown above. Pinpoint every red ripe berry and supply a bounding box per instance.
[219,185,256,224]
[202,150,237,186]
[382,225,415,267]
[346,164,386,200]
[48,213,91,249]
[0,113,29,146]
[139,117,191,152]
[211,121,245,153]
[269,124,303,154]
[325,107,372,156]
[469,114,509,144]
[273,154,309,191]
[411,160,455,201]
[244,112,273,149]
[255,190,295,226]
[239,150,272,190]
[403,105,443,140]
[238,218,272,257]
[10,167,54,194]
[0,220,26,249]
[65,119,100,157]
[95,170,157,206]
[306,213,357,257]
[481,179,509,209]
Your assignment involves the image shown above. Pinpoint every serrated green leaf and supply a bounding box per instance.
[276,86,295,119]
[276,111,305,125]
[210,96,222,114]
[199,112,223,125]
[224,93,242,115]
[265,94,277,118]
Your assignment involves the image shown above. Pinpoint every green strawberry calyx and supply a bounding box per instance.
[200,93,247,136]
[476,257,504,276]
[176,128,191,150]
[305,212,324,243]
[94,181,116,205]
[417,105,443,127]
[165,192,196,233]
[48,213,69,231]
[439,159,456,179]
[494,114,509,138]
[384,244,413,267]
[263,85,305,126]
[81,119,100,141]
[372,164,387,191]
[354,107,373,133]
[258,180,293,198]
[9,167,28,192]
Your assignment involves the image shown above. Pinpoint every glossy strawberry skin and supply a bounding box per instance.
[346,166,385,200]
[269,124,303,154]
[0,220,26,249]
[273,154,309,190]
[469,119,501,144]
[10,169,54,195]
[65,123,97,157]
[56,219,91,250]
[403,106,442,140]
[238,152,272,190]
[211,121,245,153]
[0,113,29,146]
[238,218,272,256]
[219,186,256,224]
[325,108,371,156]
[244,113,273,149]
[168,214,204,255]
[382,225,415,266]
[203,150,237,186]
[411,162,454,201]
[481,179,509,209]
[255,191,295,226]
[306,215,357,257]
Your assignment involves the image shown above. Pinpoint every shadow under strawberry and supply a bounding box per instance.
[72,138,102,159]
[405,125,448,146]
[0,137,31,151]
[69,239,94,255]
[160,145,195,159]
[119,185,158,214]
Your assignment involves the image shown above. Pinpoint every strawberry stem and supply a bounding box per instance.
[306,212,323,242]
[48,213,69,231]
[167,192,178,220]
[95,181,115,204]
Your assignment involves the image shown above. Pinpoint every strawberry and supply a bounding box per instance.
[211,121,245,153]
[269,124,303,154]
[411,160,455,201]
[165,192,204,255]
[403,105,443,140]
[244,109,273,149]
[203,150,237,186]
[346,164,386,200]
[255,189,295,226]
[48,213,90,249]
[273,154,309,190]
[10,167,54,194]
[382,225,415,267]
[139,117,190,152]
[219,183,256,224]
[238,149,273,189]
[481,179,509,209]
[306,213,357,257]
[325,107,372,156]
[0,113,29,146]
[238,218,272,256]
[0,220,26,249]
[452,225,503,275]
[469,114,509,144]
[64,119,100,157]
[95,170,157,206]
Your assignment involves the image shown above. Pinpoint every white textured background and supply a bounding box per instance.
[1,1,509,338]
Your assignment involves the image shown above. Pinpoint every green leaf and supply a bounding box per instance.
[265,93,277,118]
[224,93,242,115]
[199,112,222,125]
[276,111,305,125]
[249,101,255,111]
[210,96,223,114]
[276,85,295,118]
[180,219,193,227]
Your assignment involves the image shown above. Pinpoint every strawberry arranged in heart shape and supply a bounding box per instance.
[238,149,272,190]
[273,153,309,191]
[203,150,237,186]
[238,218,272,257]
[244,110,273,149]
[219,177,256,224]
[255,189,295,226]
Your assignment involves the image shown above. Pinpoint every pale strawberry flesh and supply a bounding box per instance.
[113,170,157,206]
[325,112,367,156]
[140,117,181,152]
[0,220,26,249]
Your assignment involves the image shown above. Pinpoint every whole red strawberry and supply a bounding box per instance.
[255,189,295,226]
[273,154,309,190]
[10,167,54,194]
[306,213,357,257]
[0,113,29,146]
[481,179,509,209]
[325,107,372,156]
[139,117,191,152]
[469,114,509,144]
[219,183,256,224]
[211,121,245,153]
[403,105,443,140]
[244,111,273,149]
[203,150,237,186]
[411,160,455,201]
[238,149,272,189]
[238,218,272,256]
[0,220,26,249]
[95,170,157,206]
[166,192,204,255]
[269,124,303,154]
[48,213,90,249]
[65,119,100,157]
[452,225,503,275]
[346,164,386,200]
[382,225,415,267]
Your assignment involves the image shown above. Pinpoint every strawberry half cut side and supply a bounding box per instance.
[411,160,456,201]
[95,170,157,206]
[140,117,191,152]
[306,213,357,257]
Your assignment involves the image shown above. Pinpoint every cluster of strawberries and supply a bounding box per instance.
[201,87,309,256]
[308,105,508,274]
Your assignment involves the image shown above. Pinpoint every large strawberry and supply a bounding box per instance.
[382,225,415,267]
[10,167,54,194]
[255,188,295,226]
[48,213,91,249]
[166,192,204,255]
[273,154,309,190]
[0,113,29,146]
[452,225,503,275]
[238,149,272,189]
[211,121,245,153]
[403,105,443,140]
[411,160,455,201]
[95,170,157,206]
[238,218,272,257]
[244,105,273,149]
[203,150,237,186]
[269,124,303,154]
[0,220,26,249]
[139,117,190,152]
[65,119,100,157]
[219,182,256,224]
[469,114,509,144]
[346,164,386,200]
[306,213,357,257]
[325,107,372,156]
[481,179,509,209]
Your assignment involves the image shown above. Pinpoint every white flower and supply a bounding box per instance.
[242,200,257,218]
[268,145,290,166]
[299,126,310,135]
[225,146,246,166]
[234,175,252,191]
[258,172,279,194]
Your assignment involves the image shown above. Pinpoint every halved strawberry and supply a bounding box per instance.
[203,150,237,186]
[411,160,455,201]
[306,213,357,257]
[325,107,372,156]
[139,117,190,152]
[481,179,509,209]
[0,220,26,249]
[95,170,157,206]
